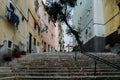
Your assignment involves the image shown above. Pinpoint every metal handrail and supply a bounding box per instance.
[81,52,120,71]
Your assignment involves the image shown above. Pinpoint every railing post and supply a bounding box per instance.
[94,60,97,76]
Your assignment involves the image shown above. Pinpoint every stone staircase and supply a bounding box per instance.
[0,52,120,80]
[0,67,14,80]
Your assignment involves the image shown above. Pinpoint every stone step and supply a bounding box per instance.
[0,76,15,80]
[0,70,12,73]
[14,75,120,80]
[17,59,120,62]
[3,52,120,80]
[16,72,120,76]
[16,70,120,75]
[0,67,11,70]
[18,63,119,68]
[18,68,118,72]
[18,66,115,69]
[0,73,14,78]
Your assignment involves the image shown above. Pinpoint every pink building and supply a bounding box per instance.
[55,22,64,52]
[38,0,56,52]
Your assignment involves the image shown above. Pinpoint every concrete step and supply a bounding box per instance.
[0,76,15,80]
[0,67,11,69]
[18,68,119,72]
[0,67,14,78]
[16,72,120,76]
[2,52,120,80]
[15,75,120,80]
[0,70,12,73]
[0,73,14,78]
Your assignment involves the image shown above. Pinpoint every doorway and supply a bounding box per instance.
[29,33,32,53]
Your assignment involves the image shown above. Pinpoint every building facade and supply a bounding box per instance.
[38,0,56,52]
[0,0,28,58]
[73,0,105,52]
[102,0,120,52]
[28,0,41,53]
[55,22,64,52]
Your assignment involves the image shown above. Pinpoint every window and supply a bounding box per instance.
[80,2,82,5]
[44,42,46,52]
[85,29,88,39]
[38,27,40,35]
[34,38,36,46]
[6,0,19,30]
[80,17,82,21]
[9,3,15,12]
[8,40,12,48]
[51,34,53,39]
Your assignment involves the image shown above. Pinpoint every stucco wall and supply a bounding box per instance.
[0,0,28,53]
[73,0,105,52]
[38,0,55,52]
[103,0,120,37]
[28,0,41,53]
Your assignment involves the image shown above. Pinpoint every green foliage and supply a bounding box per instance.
[66,25,82,37]
[66,25,75,35]
[45,2,63,22]
[45,0,83,50]
[45,0,77,22]
[66,28,72,36]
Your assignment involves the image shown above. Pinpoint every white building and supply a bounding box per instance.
[55,22,64,52]
[73,0,105,52]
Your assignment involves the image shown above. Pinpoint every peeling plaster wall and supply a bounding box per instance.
[0,0,28,55]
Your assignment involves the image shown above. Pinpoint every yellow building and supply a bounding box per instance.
[103,0,120,46]
[28,0,41,53]
[0,0,28,58]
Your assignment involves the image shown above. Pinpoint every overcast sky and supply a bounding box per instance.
[62,24,73,47]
